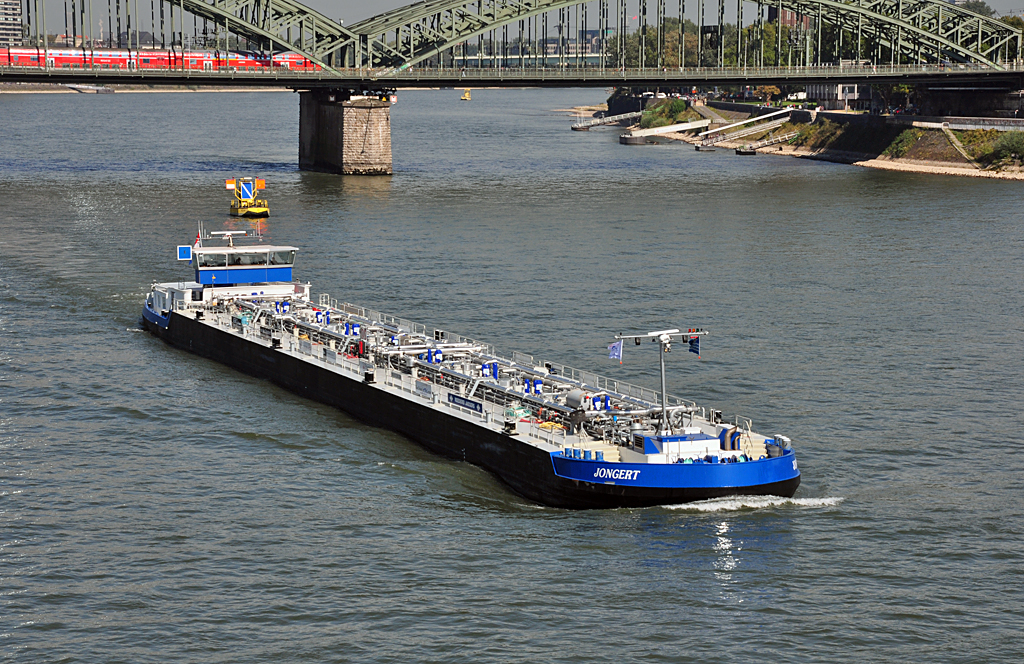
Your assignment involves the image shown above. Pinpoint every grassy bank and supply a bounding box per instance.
[952,130,1024,168]
[639,99,703,128]
[772,118,1024,170]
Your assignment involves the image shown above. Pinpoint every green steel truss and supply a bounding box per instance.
[178,0,1022,72]
[177,0,363,69]
[766,0,1022,68]
[349,0,601,68]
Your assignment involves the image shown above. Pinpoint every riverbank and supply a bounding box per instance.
[553,103,608,116]
[756,144,1024,180]
[653,100,1024,180]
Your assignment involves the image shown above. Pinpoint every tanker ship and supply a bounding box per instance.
[142,229,800,509]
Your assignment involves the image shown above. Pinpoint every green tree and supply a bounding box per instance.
[754,85,781,104]
[961,1,996,17]
[761,23,779,66]
[872,84,914,112]
[1002,15,1024,30]
[993,131,1024,160]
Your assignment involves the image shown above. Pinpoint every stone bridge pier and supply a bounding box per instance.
[298,90,393,175]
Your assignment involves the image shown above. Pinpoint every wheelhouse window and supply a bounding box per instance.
[198,253,227,267]
[270,250,295,265]
[229,252,269,266]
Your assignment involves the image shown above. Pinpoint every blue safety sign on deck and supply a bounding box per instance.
[240,181,254,199]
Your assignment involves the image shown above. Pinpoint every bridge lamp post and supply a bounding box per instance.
[41,0,48,69]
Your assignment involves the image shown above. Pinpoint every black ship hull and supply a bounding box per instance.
[144,311,800,509]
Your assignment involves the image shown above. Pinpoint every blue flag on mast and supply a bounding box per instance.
[608,339,623,364]
[688,337,700,358]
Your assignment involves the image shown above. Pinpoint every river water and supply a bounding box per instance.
[1,88,1022,662]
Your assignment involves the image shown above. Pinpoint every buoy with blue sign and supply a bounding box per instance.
[227,176,270,218]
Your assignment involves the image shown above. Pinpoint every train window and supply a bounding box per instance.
[142,58,150,64]
[190,59,196,66]
[198,253,227,268]
[270,251,295,265]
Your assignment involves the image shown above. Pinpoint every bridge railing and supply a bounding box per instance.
[2,62,1021,83]
[382,62,1021,80]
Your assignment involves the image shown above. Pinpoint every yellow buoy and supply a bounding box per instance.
[227,177,270,218]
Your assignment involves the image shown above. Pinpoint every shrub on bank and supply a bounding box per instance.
[993,131,1024,160]
[639,98,700,128]
[793,119,844,150]
[953,129,1024,167]
[882,129,923,158]
[953,129,1000,161]
[640,115,673,129]
[666,98,688,118]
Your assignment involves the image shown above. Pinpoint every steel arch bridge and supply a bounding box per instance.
[164,0,1021,73]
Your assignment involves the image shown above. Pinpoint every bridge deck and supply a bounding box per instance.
[3,64,1023,89]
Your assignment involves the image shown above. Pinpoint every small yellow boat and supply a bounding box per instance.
[226,177,270,218]
[460,88,471,101]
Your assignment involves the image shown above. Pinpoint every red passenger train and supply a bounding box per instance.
[0,46,321,72]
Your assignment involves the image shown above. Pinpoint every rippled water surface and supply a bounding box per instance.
[2,89,1023,662]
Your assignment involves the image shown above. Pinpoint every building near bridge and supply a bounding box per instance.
[805,83,872,110]
[542,30,602,57]
[0,0,22,47]
[768,7,812,29]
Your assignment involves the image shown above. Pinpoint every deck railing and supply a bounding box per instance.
[3,61,1020,85]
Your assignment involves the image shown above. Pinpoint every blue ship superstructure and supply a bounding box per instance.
[143,230,800,508]
[144,230,299,329]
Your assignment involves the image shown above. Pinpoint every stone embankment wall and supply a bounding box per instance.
[706,101,780,118]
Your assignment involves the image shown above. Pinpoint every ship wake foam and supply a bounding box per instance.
[665,496,844,512]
